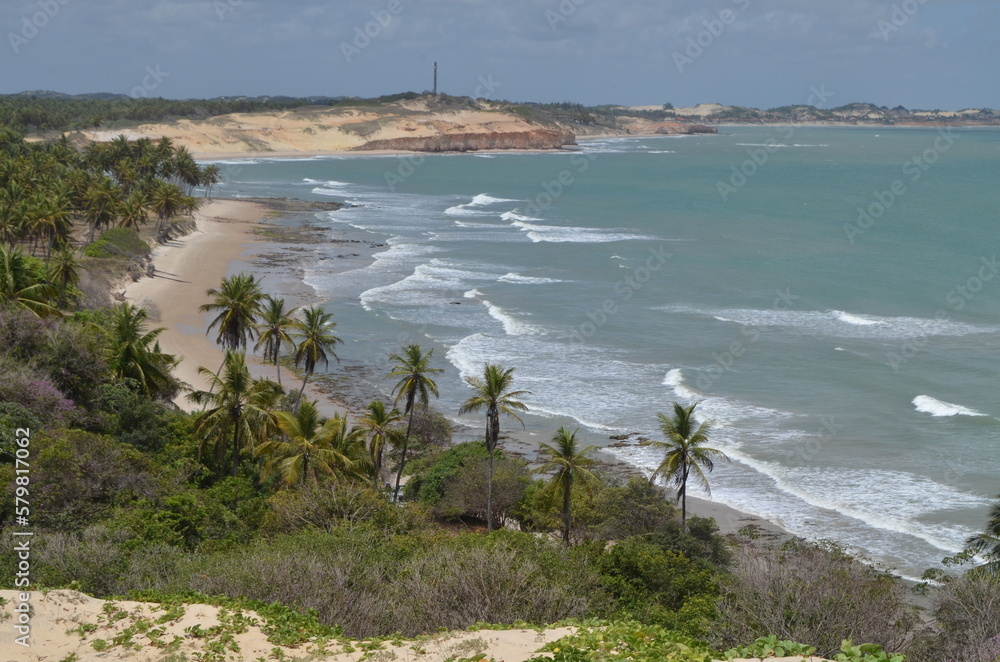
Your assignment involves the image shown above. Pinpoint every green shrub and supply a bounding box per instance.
[404,441,489,503]
[713,540,918,657]
[594,537,719,637]
[84,228,149,259]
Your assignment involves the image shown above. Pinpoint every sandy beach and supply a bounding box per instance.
[123,198,349,416]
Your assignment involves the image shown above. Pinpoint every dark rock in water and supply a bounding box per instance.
[450,301,462,305]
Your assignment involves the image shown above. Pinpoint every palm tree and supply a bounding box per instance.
[0,245,59,317]
[46,243,80,301]
[966,495,1000,575]
[188,351,282,476]
[253,295,298,386]
[147,180,185,230]
[291,306,342,403]
[117,192,149,231]
[534,427,600,546]
[652,402,730,529]
[201,273,264,353]
[107,302,179,399]
[358,399,405,488]
[386,344,442,503]
[458,363,530,532]
[256,400,372,487]
[201,164,221,199]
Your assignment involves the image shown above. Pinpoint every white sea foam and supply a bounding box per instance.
[662,368,699,400]
[500,211,543,222]
[834,311,883,326]
[463,288,483,299]
[469,193,517,206]
[912,395,987,418]
[482,300,541,336]
[668,305,1000,340]
[498,272,563,284]
[511,219,656,244]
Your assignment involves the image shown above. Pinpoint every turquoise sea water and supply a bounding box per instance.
[205,125,1000,579]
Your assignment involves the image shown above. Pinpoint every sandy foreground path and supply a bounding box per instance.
[123,198,344,417]
[0,590,828,662]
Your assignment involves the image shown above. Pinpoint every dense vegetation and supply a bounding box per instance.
[0,91,425,134]
[0,131,998,661]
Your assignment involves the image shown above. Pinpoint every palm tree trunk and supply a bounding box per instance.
[486,410,497,533]
[231,422,241,477]
[562,474,572,546]
[680,462,689,529]
[393,404,415,503]
[297,372,309,411]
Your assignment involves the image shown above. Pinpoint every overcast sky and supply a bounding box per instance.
[2,0,996,109]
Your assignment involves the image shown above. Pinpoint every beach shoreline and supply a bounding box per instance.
[130,196,795,543]
[123,198,362,417]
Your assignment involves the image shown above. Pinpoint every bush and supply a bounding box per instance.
[0,357,76,426]
[713,540,918,657]
[6,525,187,595]
[262,481,419,536]
[592,476,679,539]
[404,441,489,503]
[6,429,161,531]
[170,528,600,638]
[909,571,1000,662]
[436,453,531,527]
[84,228,150,259]
[594,536,719,637]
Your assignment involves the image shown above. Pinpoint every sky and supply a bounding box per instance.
[1,0,997,109]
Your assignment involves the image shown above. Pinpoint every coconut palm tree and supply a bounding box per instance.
[117,192,149,231]
[458,363,530,532]
[201,164,221,199]
[966,495,1000,575]
[291,306,342,403]
[188,351,282,476]
[256,400,372,487]
[359,399,405,489]
[652,402,730,529]
[253,295,298,386]
[200,273,264,353]
[107,302,179,399]
[534,427,600,546]
[0,244,59,317]
[386,344,442,503]
[47,243,80,300]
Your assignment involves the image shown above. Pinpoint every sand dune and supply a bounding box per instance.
[0,589,828,662]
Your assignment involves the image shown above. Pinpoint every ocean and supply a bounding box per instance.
[203,125,1000,579]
